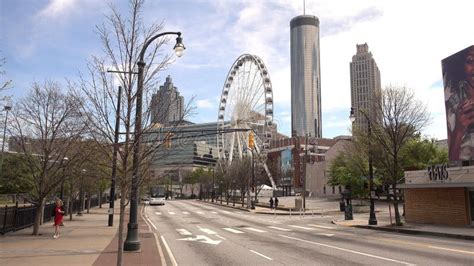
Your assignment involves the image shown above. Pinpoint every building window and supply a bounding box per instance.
[338,186,342,193]
[323,186,326,194]
[332,186,335,194]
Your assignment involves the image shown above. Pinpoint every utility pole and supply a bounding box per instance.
[303,134,308,210]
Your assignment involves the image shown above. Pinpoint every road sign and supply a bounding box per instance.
[108,208,114,215]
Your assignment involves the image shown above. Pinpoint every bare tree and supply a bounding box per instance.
[368,86,430,225]
[75,0,191,264]
[9,80,86,235]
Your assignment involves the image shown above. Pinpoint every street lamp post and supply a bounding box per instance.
[124,32,185,252]
[350,107,377,225]
[108,86,122,227]
[60,157,69,200]
[0,105,12,176]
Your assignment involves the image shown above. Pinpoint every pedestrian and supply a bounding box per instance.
[53,199,65,239]
[274,197,279,209]
[269,197,274,209]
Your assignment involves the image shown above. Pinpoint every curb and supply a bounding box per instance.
[197,200,328,216]
[332,221,474,241]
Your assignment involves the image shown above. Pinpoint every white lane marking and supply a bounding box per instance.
[161,236,178,266]
[196,211,204,214]
[216,235,226,240]
[221,210,231,214]
[223,228,244,234]
[168,211,176,215]
[199,227,217,235]
[245,227,267,233]
[250,250,273,261]
[279,235,414,265]
[211,211,218,214]
[182,211,190,215]
[176,229,192,236]
[268,226,292,232]
[289,225,314,230]
[317,233,335,237]
[142,208,166,266]
[308,224,335,230]
[155,212,162,215]
[428,245,474,255]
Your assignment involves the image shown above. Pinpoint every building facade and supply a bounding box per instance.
[290,15,322,138]
[150,75,184,126]
[350,43,381,131]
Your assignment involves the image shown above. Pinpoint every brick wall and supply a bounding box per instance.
[405,187,470,226]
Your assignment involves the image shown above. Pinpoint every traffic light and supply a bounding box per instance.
[249,131,255,150]
[164,132,174,149]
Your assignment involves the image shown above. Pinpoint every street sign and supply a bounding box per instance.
[108,208,114,215]
[370,191,376,198]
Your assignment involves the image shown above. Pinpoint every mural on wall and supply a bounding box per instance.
[443,45,474,162]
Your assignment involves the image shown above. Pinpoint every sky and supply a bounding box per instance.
[1,0,473,140]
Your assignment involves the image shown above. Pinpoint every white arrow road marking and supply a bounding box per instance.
[223,228,244,234]
[216,235,226,240]
[199,227,217,235]
[155,212,162,215]
[289,225,314,230]
[176,229,192,236]
[268,226,292,232]
[308,224,335,230]
[279,234,414,265]
[182,211,190,215]
[177,235,222,245]
[317,233,335,237]
[250,250,273,261]
[245,227,267,233]
[168,211,175,215]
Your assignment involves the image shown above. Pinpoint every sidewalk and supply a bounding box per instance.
[0,202,163,266]
[200,197,474,241]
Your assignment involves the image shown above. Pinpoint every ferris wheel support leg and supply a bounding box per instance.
[262,162,277,189]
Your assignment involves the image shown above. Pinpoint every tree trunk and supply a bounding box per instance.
[87,194,91,213]
[32,198,45,235]
[99,190,102,208]
[117,195,126,266]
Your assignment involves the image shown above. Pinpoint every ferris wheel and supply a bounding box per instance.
[217,54,276,187]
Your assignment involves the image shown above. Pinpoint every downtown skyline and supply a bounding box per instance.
[2,0,474,140]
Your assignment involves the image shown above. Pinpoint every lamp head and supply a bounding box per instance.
[174,34,185,57]
[349,107,356,123]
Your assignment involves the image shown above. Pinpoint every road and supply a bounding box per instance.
[143,200,474,265]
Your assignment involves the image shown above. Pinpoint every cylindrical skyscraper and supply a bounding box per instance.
[290,15,321,138]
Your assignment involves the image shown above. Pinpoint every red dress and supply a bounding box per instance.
[54,206,64,226]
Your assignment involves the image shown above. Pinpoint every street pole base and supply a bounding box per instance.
[123,241,141,252]
[369,219,377,225]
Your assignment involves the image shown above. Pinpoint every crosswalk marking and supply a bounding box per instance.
[168,211,176,215]
[199,228,217,235]
[308,224,335,230]
[223,228,244,234]
[268,226,292,232]
[155,212,162,215]
[221,210,231,214]
[176,229,192,236]
[289,225,314,230]
[245,227,267,233]
[196,211,204,214]
[182,211,190,215]
[211,211,218,214]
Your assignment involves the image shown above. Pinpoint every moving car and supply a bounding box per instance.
[149,186,166,206]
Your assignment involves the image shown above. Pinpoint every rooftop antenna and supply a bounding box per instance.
[303,0,306,15]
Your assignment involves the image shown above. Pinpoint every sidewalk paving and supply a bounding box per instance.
[0,202,163,266]
[200,197,474,241]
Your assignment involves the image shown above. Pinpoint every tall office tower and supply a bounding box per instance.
[349,43,381,131]
[290,15,322,138]
[150,75,184,126]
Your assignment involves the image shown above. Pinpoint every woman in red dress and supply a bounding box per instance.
[53,199,65,239]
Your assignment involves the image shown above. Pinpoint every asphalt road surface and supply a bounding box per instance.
[143,200,474,266]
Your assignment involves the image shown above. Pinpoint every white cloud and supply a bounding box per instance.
[196,99,215,109]
[38,0,77,19]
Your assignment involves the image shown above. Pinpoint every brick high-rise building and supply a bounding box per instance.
[349,43,381,131]
[150,75,184,126]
